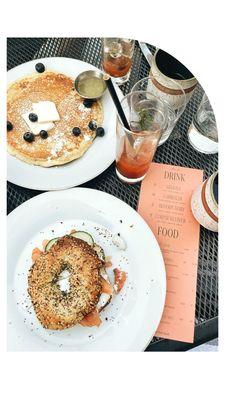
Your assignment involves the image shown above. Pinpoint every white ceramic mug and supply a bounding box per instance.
[191,171,218,232]
[148,49,198,108]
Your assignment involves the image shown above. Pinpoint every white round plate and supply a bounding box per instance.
[7,57,122,190]
[7,188,166,352]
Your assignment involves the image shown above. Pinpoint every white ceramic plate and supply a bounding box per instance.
[7,188,166,351]
[7,57,121,190]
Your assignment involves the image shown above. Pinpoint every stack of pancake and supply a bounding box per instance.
[7,71,103,167]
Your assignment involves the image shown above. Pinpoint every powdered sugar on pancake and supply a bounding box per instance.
[48,132,67,158]
[83,134,91,142]
[78,103,91,114]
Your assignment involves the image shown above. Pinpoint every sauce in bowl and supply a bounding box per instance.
[75,70,107,99]
[78,77,106,98]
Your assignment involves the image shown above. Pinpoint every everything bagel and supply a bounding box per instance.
[28,236,103,330]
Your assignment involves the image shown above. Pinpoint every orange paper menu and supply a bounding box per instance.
[138,163,203,343]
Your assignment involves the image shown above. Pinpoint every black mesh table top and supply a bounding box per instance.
[7,38,218,351]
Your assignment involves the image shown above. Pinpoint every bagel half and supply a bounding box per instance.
[28,236,103,330]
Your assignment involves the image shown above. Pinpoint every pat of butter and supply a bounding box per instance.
[22,113,54,135]
[33,101,60,123]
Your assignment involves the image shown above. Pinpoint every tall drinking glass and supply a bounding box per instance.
[116,91,168,183]
[132,75,187,145]
[102,38,134,85]
[187,94,218,154]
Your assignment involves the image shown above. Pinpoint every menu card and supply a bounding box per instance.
[138,163,203,343]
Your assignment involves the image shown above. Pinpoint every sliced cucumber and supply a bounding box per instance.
[45,238,59,252]
[93,244,105,261]
[70,231,94,247]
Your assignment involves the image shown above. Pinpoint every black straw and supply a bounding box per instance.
[104,76,130,131]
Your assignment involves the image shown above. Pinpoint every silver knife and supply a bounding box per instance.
[138,42,154,66]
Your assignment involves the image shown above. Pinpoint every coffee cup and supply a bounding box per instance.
[150,49,198,107]
[191,171,218,232]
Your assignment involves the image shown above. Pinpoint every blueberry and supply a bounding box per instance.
[23,132,35,143]
[29,113,38,122]
[72,127,81,136]
[35,63,45,73]
[83,98,94,108]
[88,120,97,131]
[40,130,48,139]
[7,121,13,131]
[96,127,105,137]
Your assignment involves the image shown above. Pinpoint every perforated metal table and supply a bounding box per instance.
[7,38,218,351]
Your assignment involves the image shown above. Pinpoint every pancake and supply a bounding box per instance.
[7,71,103,167]
[28,236,103,330]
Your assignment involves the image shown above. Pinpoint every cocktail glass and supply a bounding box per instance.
[116,91,168,183]
[102,38,134,85]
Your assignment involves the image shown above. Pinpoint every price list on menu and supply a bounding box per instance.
[138,163,203,343]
